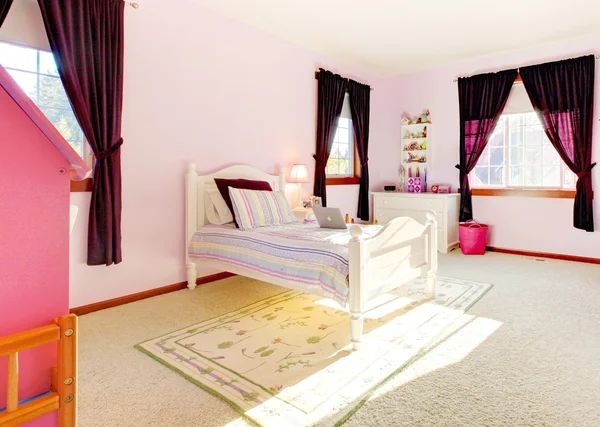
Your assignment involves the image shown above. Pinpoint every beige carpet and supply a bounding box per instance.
[134,277,491,426]
[78,251,600,427]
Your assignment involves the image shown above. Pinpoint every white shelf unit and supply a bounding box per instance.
[401,123,431,188]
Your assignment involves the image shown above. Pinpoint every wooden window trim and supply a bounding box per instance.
[471,188,575,199]
[70,178,92,192]
[326,176,360,185]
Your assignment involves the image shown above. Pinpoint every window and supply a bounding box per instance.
[327,117,354,177]
[0,42,90,163]
[471,83,576,191]
[327,94,355,178]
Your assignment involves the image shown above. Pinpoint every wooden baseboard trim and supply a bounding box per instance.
[486,246,600,265]
[69,272,236,316]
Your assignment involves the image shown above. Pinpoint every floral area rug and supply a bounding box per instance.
[135,276,491,426]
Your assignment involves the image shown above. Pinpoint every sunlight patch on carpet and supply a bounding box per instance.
[136,276,492,426]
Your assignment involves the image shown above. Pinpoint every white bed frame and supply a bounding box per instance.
[185,163,438,350]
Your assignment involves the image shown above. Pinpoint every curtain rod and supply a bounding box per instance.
[452,55,600,82]
[125,1,139,8]
[314,70,374,91]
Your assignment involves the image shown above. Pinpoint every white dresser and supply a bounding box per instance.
[372,192,460,253]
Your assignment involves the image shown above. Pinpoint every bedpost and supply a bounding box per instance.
[275,163,285,192]
[425,211,438,298]
[349,225,366,351]
[187,263,197,290]
[186,163,198,290]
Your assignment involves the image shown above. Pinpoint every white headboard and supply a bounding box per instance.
[185,163,285,262]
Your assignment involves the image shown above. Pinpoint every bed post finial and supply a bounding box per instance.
[350,225,363,241]
[188,163,197,174]
[426,210,437,223]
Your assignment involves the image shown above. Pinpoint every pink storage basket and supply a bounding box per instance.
[459,220,488,255]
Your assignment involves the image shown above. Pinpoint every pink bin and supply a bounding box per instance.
[459,220,488,255]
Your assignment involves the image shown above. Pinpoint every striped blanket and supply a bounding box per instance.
[188,222,382,305]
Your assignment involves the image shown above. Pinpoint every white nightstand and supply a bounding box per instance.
[293,207,313,220]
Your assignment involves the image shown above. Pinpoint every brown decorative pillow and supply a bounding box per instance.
[214,178,273,227]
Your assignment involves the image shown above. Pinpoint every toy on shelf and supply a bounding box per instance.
[414,109,432,124]
[407,152,426,163]
[405,141,421,151]
[400,116,411,125]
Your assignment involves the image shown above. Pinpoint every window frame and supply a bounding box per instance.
[470,86,576,198]
[0,41,93,192]
[325,117,361,185]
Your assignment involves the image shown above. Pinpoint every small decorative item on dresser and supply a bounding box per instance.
[384,185,396,192]
[407,177,424,193]
[430,184,451,193]
[398,167,405,192]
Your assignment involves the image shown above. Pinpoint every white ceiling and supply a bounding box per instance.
[193,0,600,76]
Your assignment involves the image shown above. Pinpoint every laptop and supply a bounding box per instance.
[312,206,348,230]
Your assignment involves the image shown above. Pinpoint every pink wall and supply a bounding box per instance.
[5,0,597,312]
[67,0,396,307]
[0,86,69,426]
[384,35,600,258]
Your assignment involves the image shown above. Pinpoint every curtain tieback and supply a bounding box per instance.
[455,164,469,173]
[576,163,596,179]
[96,138,124,161]
[361,158,369,168]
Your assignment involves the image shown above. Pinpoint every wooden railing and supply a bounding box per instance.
[0,314,77,427]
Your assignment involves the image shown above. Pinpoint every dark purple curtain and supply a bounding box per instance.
[38,0,125,265]
[348,79,370,221]
[457,69,518,222]
[520,56,596,232]
[314,69,348,207]
[0,0,13,27]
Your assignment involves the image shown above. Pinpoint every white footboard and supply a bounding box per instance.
[348,212,438,350]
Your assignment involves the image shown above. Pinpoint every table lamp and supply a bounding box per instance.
[289,164,308,207]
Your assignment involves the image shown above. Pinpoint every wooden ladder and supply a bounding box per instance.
[0,314,77,427]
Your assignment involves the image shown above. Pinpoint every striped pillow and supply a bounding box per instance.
[228,188,296,230]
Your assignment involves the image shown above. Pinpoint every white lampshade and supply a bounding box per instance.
[289,164,308,183]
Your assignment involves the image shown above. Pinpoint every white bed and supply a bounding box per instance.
[185,163,438,350]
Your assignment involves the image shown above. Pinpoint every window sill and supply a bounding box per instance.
[71,178,92,192]
[326,176,360,186]
[472,188,575,199]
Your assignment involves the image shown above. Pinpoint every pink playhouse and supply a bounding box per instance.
[0,62,89,426]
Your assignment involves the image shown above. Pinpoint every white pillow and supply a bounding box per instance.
[205,189,234,225]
